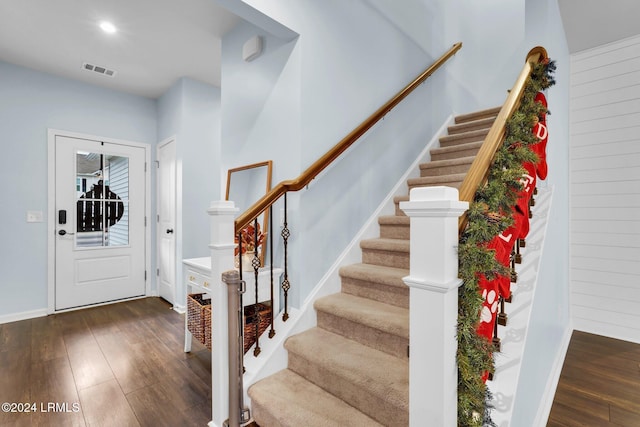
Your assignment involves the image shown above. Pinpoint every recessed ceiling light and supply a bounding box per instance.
[99,21,117,34]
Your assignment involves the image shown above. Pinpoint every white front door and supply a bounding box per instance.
[54,135,146,310]
[157,138,177,305]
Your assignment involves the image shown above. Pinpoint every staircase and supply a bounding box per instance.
[248,107,501,426]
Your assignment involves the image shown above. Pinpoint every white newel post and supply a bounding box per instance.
[400,186,468,427]
[208,201,238,427]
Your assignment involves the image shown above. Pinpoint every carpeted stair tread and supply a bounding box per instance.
[378,215,410,226]
[315,292,409,338]
[360,238,410,269]
[430,140,483,161]
[392,195,410,217]
[360,237,409,251]
[439,128,490,147]
[379,216,410,239]
[419,155,475,176]
[454,106,501,124]
[447,116,495,134]
[249,369,384,427]
[393,194,410,204]
[420,155,475,169]
[407,172,466,188]
[285,327,409,426]
[339,263,409,308]
[340,262,408,287]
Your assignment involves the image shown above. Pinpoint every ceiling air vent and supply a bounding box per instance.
[82,62,116,77]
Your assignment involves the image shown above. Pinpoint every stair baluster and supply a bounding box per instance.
[252,218,262,357]
[281,193,291,322]
[269,205,276,338]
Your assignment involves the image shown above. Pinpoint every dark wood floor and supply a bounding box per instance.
[548,330,640,427]
[0,297,212,427]
[4,302,639,427]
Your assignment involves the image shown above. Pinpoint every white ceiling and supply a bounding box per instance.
[0,1,638,99]
[0,0,239,99]
[557,0,640,53]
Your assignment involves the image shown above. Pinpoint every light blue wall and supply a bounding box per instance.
[220,20,301,281]
[443,0,527,113]
[180,78,221,257]
[220,0,447,306]
[221,22,300,185]
[159,77,221,260]
[158,77,221,306]
[0,60,156,317]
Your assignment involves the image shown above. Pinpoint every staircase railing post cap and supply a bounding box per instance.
[208,200,239,215]
[409,186,459,202]
[222,269,241,284]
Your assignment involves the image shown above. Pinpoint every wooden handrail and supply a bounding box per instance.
[235,42,463,232]
[457,46,548,233]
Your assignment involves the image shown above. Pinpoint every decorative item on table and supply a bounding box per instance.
[234,222,266,271]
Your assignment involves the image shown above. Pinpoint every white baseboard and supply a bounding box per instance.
[533,325,573,427]
[0,308,48,325]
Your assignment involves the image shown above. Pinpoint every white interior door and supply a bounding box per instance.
[157,139,177,304]
[55,135,146,310]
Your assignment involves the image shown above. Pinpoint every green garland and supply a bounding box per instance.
[457,59,556,427]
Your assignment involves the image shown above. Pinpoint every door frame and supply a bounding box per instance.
[47,129,151,314]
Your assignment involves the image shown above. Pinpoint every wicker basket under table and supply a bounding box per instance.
[243,301,272,354]
[187,293,211,348]
[187,294,273,353]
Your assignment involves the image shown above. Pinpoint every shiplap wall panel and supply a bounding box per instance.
[572,168,639,185]
[574,293,640,315]
[570,112,640,134]
[572,219,640,235]
[572,193,640,208]
[572,245,640,262]
[572,208,639,222]
[574,85,640,108]
[572,70,640,98]
[573,269,638,289]
[572,181,639,196]
[571,36,640,71]
[572,306,640,330]
[571,318,640,343]
[571,128,638,149]
[572,98,640,123]
[108,156,129,246]
[572,256,640,275]
[571,231,640,247]
[571,55,640,85]
[573,153,640,171]
[575,282,640,300]
[570,34,640,343]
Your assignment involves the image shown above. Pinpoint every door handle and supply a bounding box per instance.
[166,229,174,234]
[58,230,75,236]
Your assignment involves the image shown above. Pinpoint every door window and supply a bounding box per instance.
[75,151,129,248]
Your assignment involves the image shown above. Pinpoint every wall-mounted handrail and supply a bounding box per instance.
[457,46,548,233]
[235,42,463,233]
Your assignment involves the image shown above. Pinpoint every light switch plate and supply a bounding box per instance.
[27,210,43,223]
